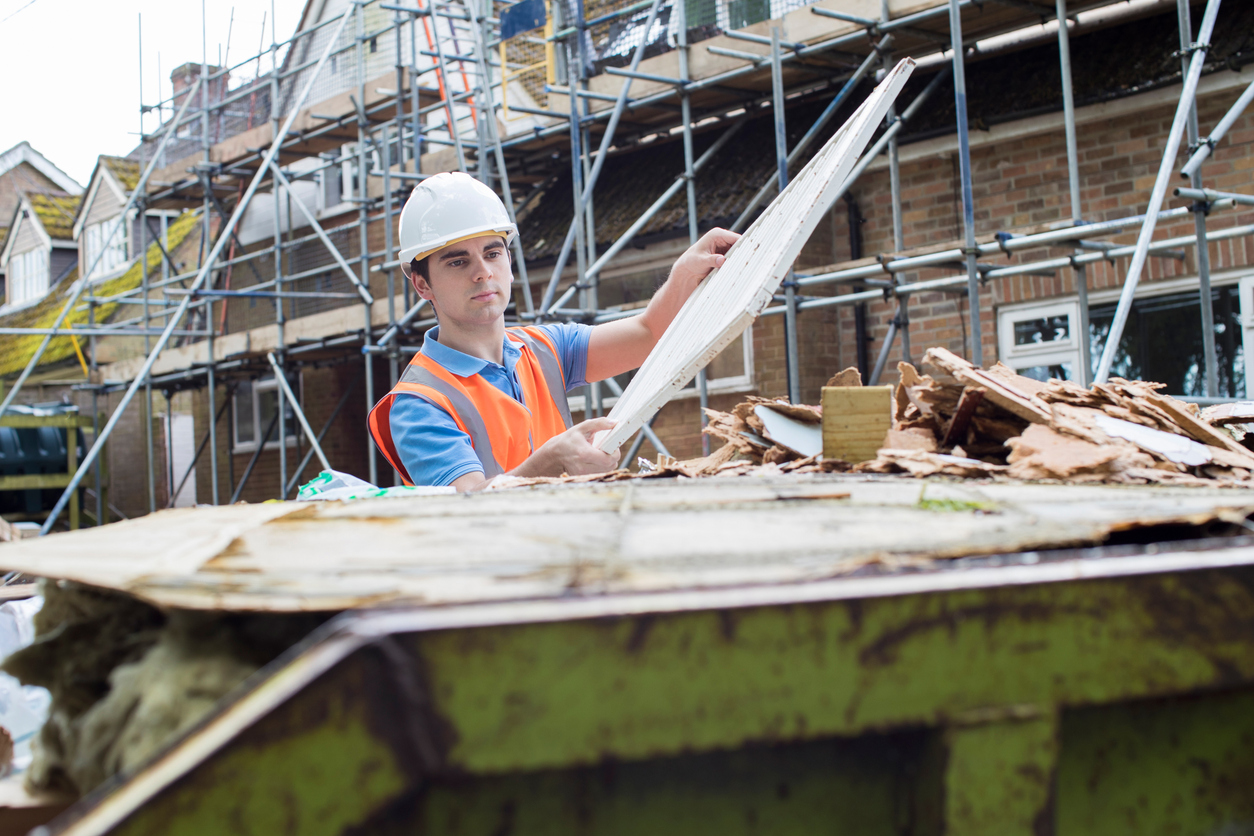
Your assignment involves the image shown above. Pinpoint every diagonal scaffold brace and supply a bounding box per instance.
[38,8,356,535]
[1093,0,1222,384]
[0,75,204,418]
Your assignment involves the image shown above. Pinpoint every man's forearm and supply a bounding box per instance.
[585,227,740,383]
[451,447,561,492]
[638,268,700,343]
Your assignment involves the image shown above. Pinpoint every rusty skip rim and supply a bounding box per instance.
[49,536,1254,836]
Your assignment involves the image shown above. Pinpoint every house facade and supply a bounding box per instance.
[73,157,142,283]
[182,0,1254,495]
[0,142,81,300]
[2,0,1252,521]
[1,191,81,310]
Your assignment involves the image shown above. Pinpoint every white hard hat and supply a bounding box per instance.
[398,171,518,264]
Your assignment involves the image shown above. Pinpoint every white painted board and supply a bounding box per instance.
[596,58,917,452]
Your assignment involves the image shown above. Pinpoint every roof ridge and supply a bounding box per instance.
[0,142,83,195]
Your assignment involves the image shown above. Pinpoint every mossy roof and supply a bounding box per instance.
[0,227,7,255]
[100,156,141,192]
[26,191,81,241]
[0,210,201,376]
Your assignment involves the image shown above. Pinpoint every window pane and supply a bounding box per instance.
[1016,363,1072,383]
[258,388,279,442]
[87,217,128,278]
[1013,315,1070,346]
[34,249,47,295]
[1089,287,1244,397]
[9,249,47,305]
[234,381,255,444]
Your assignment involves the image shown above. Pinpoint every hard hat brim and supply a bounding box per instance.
[399,225,518,265]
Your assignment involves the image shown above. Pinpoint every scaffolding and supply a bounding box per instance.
[2,0,1249,533]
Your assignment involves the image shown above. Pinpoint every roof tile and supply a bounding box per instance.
[26,191,82,241]
[100,156,141,192]
[0,210,201,374]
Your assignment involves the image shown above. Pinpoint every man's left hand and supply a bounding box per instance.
[584,227,741,382]
[669,227,741,290]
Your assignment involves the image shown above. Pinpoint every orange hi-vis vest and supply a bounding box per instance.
[368,327,574,485]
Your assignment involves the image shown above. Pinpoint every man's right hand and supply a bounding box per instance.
[522,417,620,477]
[451,418,621,492]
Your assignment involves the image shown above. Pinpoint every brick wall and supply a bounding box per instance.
[643,78,1254,455]
[824,87,1254,390]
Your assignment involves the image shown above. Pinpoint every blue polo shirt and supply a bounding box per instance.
[389,323,592,486]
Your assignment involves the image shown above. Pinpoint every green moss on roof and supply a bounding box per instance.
[0,210,201,376]
[27,192,81,241]
[0,227,7,254]
[101,156,141,192]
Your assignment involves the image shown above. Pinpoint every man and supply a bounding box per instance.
[369,172,738,491]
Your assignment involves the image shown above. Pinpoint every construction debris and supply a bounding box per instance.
[857,347,1254,486]
[486,346,1254,490]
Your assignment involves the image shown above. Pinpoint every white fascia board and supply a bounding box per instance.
[0,210,21,266]
[73,171,107,240]
[0,201,53,264]
[0,142,83,195]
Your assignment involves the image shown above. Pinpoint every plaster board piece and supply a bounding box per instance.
[754,405,822,457]
[596,58,916,452]
[1094,414,1213,466]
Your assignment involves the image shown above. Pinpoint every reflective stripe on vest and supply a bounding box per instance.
[395,362,505,479]
[368,327,573,485]
[510,328,574,428]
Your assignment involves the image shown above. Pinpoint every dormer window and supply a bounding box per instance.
[84,216,128,279]
[8,248,48,306]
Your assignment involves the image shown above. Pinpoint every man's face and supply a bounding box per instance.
[411,235,512,328]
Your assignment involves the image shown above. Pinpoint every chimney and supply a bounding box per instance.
[171,62,230,111]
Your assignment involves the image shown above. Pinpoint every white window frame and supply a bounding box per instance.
[7,247,49,307]
[83,215,129,280]
[997,298,1082,379]
[1236,276,1254,399]
[232,373,303,453]
[999,272,1251,392]
[340,143,360,205]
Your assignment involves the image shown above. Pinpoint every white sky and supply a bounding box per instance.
[0,0,308,188]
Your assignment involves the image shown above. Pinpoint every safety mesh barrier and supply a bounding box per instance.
[502,31,550,112]
[569,0,816,74]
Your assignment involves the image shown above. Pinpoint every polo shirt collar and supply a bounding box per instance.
[421,326,521,378]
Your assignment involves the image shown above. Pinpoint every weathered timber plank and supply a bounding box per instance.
[823,386,893,463]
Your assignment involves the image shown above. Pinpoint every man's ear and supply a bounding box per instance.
[411,273,435,301]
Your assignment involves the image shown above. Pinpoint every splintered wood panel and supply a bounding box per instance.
[595,58,916,452]
[823,386,893,464]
